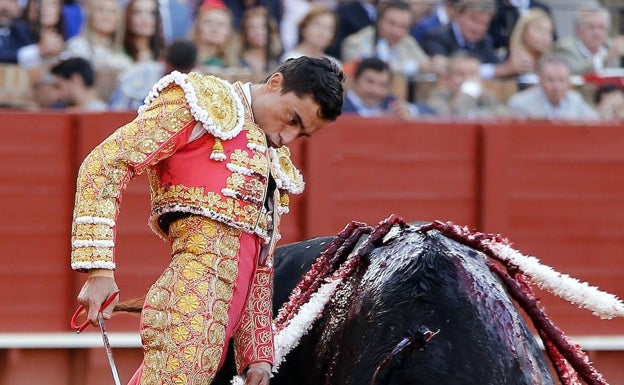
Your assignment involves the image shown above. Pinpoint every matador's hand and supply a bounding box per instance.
[77,274,119,326]
[245,362,271,385]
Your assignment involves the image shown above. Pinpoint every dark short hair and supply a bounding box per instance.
[50,57,96,87]
[354,57,390,78]
[595,83,624,104]
[377,0,411,20]
[267,56,345,121]
[454,0,496,14]
[165,39,198,72]
[536,54,570,74]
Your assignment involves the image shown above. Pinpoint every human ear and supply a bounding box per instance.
[70,73,84,86]
[266,72,284,93]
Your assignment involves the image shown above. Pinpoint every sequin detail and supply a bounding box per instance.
[140,216,241,385]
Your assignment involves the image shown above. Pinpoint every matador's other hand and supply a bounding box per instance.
[245,362,271,385]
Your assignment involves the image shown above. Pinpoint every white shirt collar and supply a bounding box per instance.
[509,0,530,10]
[574,38,608,71]
[360,0,376,21]
[437,4,449,25]
[538,87,569,116]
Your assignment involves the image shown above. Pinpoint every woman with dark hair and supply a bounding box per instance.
[122,0,166,62]
[235,6,282,75]
[18,0,66,68]
[280,6,341,69]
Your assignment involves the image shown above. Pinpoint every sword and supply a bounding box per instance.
[97,313,122,385]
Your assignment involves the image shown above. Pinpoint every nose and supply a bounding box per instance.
[280,126,300,145]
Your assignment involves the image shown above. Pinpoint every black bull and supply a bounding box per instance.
[214,221,557,385]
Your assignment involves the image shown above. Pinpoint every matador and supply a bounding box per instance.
[70,57,344,385]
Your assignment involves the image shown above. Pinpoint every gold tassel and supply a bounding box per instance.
[210,138,226,161]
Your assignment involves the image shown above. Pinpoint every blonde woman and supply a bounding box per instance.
[508,8,555,85]
[61,0,132,72]
[190,0,237,69]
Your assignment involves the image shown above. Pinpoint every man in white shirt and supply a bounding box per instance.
[507,55,599,120]
[553,4,624,76]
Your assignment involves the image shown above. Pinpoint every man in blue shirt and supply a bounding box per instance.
[0,0,35,63]
[343,57,436,119]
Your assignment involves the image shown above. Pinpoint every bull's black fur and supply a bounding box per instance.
[214,226,555,385]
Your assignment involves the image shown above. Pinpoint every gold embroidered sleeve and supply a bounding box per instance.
[233,264,275,373]
[70,84,196,271]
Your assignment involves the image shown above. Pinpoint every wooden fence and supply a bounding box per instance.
[0,112,623,384]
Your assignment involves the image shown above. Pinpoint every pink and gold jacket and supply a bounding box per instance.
[70,71,305,372]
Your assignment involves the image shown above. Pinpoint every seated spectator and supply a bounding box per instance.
[488,0,553,52]
[121,0,166,63]
[109,39,197,111]
[507,8,555,87]
[159,0,195,43]
[553,5,624,76]
[18,0,66,69]
[409,0,439,27]
[279,0,333,53]
[61,0,132,72]
[343,56,436,120]
[29,66,64,109]
[422,0,533,80]
[62,0,83,40]
[280,6,341,68]
[507,55,599,120]
[224,0,281,30]
[594,83,624,121]
[327,0,377,58]
[50,57,108,111]
[234,6,281,74]
[342,0,444,79]
[411,0,456,46]
[0,0,36,63]
[426,52,509,118]
[191,0,237,70]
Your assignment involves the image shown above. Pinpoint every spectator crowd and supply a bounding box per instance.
[0,0,623,121]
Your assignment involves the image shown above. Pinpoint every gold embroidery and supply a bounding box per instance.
[146,287,170,309]
[229,149,269,175]
[269,146,305,194]
[280,192,290,207]
[186,73,241,136]
[71,83,196,270]
[246,128,265,149]
[217,259,237,283]
[201,347,222,372]
[233,265,275,372]
[139,216,241,385]
[71,247,113,262]
[150,185,267,233]
[177,293,201,314]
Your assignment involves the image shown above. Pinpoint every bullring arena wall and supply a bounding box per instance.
[0,112,623,384]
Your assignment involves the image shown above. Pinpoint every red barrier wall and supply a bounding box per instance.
[0,113,623,384]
